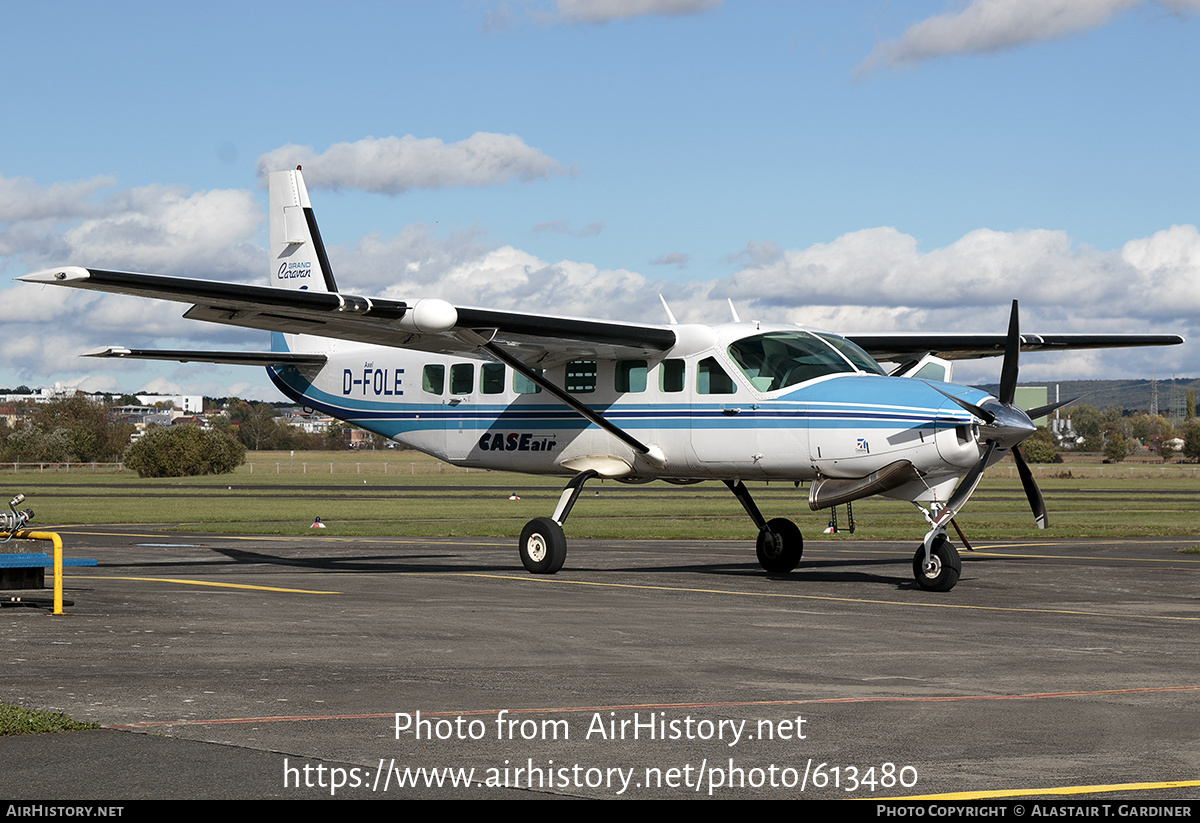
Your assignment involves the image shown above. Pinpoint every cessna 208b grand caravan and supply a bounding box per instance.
[20,168,1184,591]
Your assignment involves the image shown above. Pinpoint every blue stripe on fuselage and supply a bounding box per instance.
[268,367,977,438]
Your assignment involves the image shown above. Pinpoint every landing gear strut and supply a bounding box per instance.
[518,470,597,574]
[725,480,803,573]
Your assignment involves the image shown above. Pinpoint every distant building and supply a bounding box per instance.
[0,383,80,404]
[135,394,203,413]
[279,407,335,434]
[1014,387,1049,425]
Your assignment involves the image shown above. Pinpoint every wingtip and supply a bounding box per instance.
[18,266,92,284]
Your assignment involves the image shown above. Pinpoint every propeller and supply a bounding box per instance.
[927,300,1048,530]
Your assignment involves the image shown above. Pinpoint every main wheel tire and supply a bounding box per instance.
[756,517,803,573]
[912,535,961,592]
[519,517,567,574]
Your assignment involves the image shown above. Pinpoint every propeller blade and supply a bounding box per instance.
[998,299,1020,406]
[1011,445,1048,529]
[924,381,995,423]
[1024,395,1083,421]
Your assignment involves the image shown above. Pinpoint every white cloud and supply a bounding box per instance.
[375,244,659,322]
[710,224,1200,327]
[0,177,268,384]
[554,0,720,23]
[327,223,492,293]
[0,177,262,279]
[858,0,1195,73]
[59,186,262,277]
[0,174,115,222]
[256,134,567,194]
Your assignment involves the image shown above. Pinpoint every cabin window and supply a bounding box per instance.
[481,362,505,394]
[450,363,474,395]
[697,356,736,394]
[727,331,856,391]
[422,364,445,395]
[566,360,597,393]
[615,360,647,393]
[513,369,542,395]
[659,359,685,393]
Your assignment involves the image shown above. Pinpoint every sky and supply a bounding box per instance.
[1,0,1198,400]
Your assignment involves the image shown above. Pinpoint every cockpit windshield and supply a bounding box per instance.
[814,333,887,376]
[727,331,881,392]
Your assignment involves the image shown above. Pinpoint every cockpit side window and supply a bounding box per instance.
[727,332,857,391]
[697,357,736,394]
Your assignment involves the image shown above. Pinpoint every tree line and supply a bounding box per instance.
[0,397,360,476]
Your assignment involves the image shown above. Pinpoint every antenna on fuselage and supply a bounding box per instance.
[658,294,678,325]
[727,298,741,323]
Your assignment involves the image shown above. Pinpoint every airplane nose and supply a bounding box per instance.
[978,398,1036,450]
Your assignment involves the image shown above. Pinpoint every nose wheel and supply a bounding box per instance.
[912,534,961,591]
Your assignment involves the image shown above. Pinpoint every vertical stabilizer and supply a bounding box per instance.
[268,168,338,293]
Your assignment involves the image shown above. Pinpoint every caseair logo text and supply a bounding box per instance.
[478,432,557,452]
[278,261,313,280]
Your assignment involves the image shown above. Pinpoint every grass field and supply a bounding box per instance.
[2,449,1196,543]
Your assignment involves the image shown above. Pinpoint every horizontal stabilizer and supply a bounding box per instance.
[82,346,327,366]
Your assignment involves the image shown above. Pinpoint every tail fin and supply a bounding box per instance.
[268,167,338,293]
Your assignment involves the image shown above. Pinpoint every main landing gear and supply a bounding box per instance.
[725,480,803,573]
[518,472,806,576]
[518,470,597,574]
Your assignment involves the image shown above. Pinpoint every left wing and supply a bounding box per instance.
[19,266,676,365]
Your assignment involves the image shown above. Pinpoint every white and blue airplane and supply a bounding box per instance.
[20,168,1184,591]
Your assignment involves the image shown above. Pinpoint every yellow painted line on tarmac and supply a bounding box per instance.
[69,575,339,594]
[444,573,1200,621]
[895,778,1200,799]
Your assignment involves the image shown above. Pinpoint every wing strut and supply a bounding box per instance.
[468,336,660,463]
